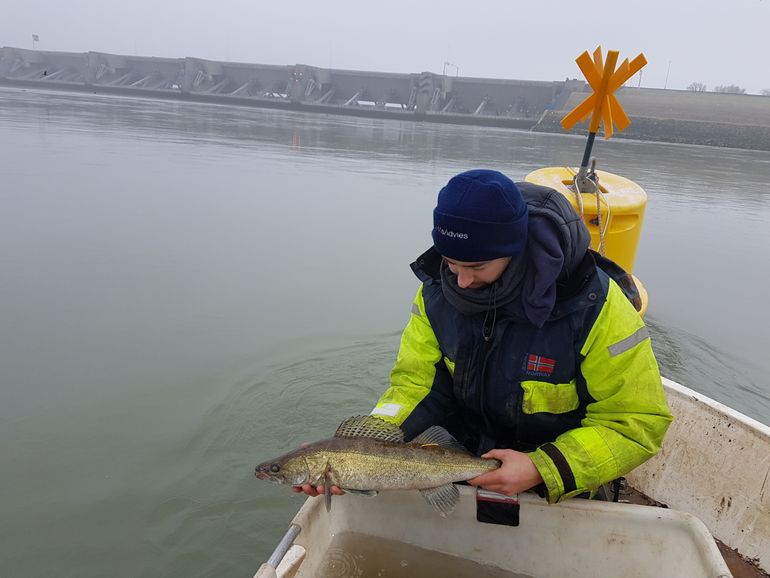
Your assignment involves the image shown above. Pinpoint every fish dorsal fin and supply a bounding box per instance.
[419,483,460,517]
[334,415,404,443]
[411,426,470,453]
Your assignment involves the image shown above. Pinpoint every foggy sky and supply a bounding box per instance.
[3,0,769,94]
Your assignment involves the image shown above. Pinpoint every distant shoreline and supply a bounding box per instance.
[3,54,770,153]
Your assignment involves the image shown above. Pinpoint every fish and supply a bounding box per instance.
[254,415,500,516]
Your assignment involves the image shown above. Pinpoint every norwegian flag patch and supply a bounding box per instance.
[526,354,556,376]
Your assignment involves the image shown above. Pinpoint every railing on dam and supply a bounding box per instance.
[0,46,585,125]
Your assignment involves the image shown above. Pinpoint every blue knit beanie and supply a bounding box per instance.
[432,169,528,261]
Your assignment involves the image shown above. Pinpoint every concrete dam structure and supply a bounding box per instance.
[0,47,582,129]
[2,47,770,150]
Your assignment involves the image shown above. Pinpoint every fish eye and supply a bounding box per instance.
[270,464,281,473]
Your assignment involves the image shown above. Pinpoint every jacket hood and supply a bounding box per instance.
[515,181,591,277]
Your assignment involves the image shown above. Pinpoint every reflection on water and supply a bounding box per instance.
[1,86,769,578]
[319,533,534,578]
[5,87,769,212]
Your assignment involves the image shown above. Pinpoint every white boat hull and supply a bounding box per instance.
[626,378,770,568]
[255,378,770,577]
[256,488,730,578]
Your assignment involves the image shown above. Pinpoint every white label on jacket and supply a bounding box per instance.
[371,404,401,418]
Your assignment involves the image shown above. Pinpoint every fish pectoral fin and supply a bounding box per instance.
[342,489,379,497]
[324,483,332,512]
[304,453,329,474]
[333,415,404,443]
[411,426,469,454]
[419,483,460,517]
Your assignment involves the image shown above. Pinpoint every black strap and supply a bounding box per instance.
[612,477,622,502]
[540,443,577,495]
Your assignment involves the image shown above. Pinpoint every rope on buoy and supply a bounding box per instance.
[570,165,610,257]
[572,168,585,219]
[594,183,607,256]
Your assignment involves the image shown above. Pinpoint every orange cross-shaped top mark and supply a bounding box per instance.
[561,47,647,139]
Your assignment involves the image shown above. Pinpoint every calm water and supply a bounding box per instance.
[1,87,769,577]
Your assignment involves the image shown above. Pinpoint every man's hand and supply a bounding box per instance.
[467,449,543,496]
[292,484,346,497]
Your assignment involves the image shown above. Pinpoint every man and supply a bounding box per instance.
[297,169,672,503]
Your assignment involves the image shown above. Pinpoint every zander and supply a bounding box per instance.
[255,415,500,516]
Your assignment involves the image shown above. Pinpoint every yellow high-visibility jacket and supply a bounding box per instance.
[372,248,673,503]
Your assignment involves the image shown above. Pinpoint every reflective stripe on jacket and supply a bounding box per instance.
[372,254,673,503]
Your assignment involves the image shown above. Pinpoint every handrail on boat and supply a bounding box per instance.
[266,524,301,569]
